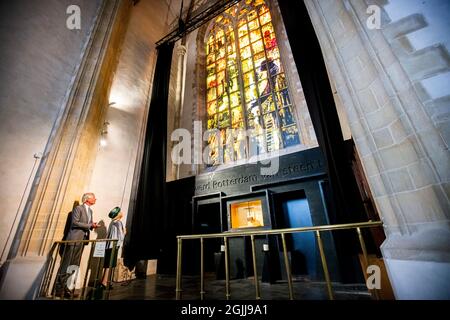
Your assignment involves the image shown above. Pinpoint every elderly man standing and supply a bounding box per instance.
[55,192,99,298]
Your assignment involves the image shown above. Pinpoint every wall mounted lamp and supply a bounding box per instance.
[100,121,110,147]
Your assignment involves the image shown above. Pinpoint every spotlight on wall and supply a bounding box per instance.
[34,152,43,159]
[101,121,110,135]
[100,138,107,147]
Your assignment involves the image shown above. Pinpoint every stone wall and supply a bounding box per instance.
[169,0,336,181]
[88,0,179,243]
[305,0,450,299]
[0,0,182,300]
[17,0,132,258]
[0,0,103,264]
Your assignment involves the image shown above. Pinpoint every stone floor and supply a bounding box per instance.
[106,273,372,300]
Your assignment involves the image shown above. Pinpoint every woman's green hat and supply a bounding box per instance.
[108,206,121,219]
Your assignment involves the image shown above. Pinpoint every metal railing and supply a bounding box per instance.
[176,221,383,300]
[39,238,118,300]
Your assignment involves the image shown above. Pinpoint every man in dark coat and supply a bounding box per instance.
[55,192,99,297]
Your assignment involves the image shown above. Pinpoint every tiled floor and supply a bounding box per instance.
[107,274,372,300]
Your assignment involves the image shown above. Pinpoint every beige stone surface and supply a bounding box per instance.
[0,0,449,300]
[0,0,103,263]
[305,0,449,298]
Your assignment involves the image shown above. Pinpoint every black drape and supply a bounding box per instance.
[278,0,365,224]
[278,0,366,281]
[124,42,174,269]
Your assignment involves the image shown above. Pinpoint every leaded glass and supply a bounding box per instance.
[250,29,261,43]
[248,18,259,30]
[281,126,300,147]
[252,40,264,54]
[243,71,256,87]
[207,101,217,115]
[231,107,243,123]
[205,0,300,166]
[279,107,294,126]
[240,46,252,59]
[230,92,241,107]
[207,115,217,129]
[240,35,250,47]
[207,87,216,102]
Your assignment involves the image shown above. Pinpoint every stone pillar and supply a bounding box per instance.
[170,44,187,180]
[0,0,132,299]
[304,0,450,299]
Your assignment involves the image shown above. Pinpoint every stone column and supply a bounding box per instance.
[305,0,450,299]
[0,0,132,299]
[170,44,187,180]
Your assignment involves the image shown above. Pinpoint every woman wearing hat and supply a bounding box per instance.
[100,206,126,289]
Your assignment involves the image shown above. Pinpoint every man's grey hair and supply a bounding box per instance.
[81,192,95,203]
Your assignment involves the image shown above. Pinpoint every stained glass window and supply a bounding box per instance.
[205,0,300,166]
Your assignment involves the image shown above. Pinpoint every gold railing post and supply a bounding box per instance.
[281,233,294,300]
[41,242,58,297]
[250,235,261,300]
[176,238,183,300]
[315,230,334,300]
[357,227,380,300]
[67,243,78,299]
[105,240,117,300]
[52,241,69,299]
[81,241,95,300]
[224,237,231,300]
[200,237,205,300]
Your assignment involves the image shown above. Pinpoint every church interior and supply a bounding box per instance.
[0,0,449,301]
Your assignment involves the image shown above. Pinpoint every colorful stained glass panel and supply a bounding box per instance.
[279,107,294,126]
[243,71,256,87]
[205,0,301,165]
[244,85,258,102]
[207,87,216,102]
[241,58,253,73]
[248,18,259,30]
[240,46,252,59]
[282,126,300,147]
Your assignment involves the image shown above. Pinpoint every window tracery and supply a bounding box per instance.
[205,0,300,166]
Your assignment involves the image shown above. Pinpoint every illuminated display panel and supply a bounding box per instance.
[230,199,264,229]
[206,0,301,166]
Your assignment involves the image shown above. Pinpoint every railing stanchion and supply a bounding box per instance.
[200,237,205,300]
[315,230,334,300]
[250,235,261,300]
[357,227,380,300]
[53,242,69,299]
[281,233,294,300]
[176,238,183,300]
[105,241,117,300]
[81,242,95,300]
[224,236,231,300]
[42,242,58,297]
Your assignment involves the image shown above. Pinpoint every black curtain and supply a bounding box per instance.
[124,42,174,269]
[278,0,366,282]
[278,0,365,224]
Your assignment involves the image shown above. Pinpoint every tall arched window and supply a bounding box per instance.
[205,0,300,166]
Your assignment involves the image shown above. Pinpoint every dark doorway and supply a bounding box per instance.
[194,202,221,272]
[273,190,317,279]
